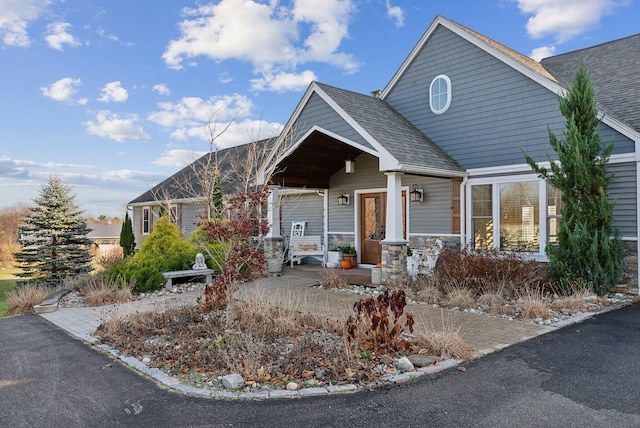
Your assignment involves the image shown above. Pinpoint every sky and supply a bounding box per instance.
[0,0,638,218]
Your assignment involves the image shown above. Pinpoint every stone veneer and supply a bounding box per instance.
[263,237,285,271]
[327,233,355,251]
[381,242,408,283]
[409,235,460,252]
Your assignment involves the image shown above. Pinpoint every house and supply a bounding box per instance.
[128,139,275,247]
[130,15,639,284]
[87,223,122,258]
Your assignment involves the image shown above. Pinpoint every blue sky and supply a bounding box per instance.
[0,0,637,217]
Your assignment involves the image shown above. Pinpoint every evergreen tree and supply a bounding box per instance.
[14,176,93,287]
[525,63,622,295]
[119,212,136,257]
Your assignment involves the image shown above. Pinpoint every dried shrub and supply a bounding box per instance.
[197,283,229,312]
[394,274,442,303]
[320,269,348,289]
[6,285,49,316]
[435,246,547,296]
[346,290,415,353]
[96,248,124,271]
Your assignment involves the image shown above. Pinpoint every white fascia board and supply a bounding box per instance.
[468,152,636,177]
[384,162,468,178]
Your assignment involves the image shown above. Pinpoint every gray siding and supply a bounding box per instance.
[329,154,385,232]
[408,177,452,234]
[385,26,635,170]
[280,193,324,242]
[180,203,206,236]
[609,162,637,236]
[295,93,374,151]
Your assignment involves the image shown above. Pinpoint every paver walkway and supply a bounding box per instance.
[40,273,553,352]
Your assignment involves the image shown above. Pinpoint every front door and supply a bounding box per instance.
[360,191,407,265]
[360,193,386,264]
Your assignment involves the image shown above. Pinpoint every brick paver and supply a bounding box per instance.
[41,273,553,352]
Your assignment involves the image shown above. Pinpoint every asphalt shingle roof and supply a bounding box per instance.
[541,34,640,132]
[129,140,272,205]
[316,82,465,173]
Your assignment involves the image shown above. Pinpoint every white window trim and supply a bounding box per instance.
[142,206,151,235]
[429,74,452,114]
[466,175,550,261]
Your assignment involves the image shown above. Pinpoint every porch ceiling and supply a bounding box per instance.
[270,131,365,188]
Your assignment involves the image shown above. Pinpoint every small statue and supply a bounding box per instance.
[192,253,207,269]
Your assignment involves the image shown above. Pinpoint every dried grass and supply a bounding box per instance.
[319,269,348,289]
[442,281,476,309]
[517,288,552,321]
[415,311,473,361]
[6,285,49,316]
[78,276,135,307]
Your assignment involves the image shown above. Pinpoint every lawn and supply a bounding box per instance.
[0,268,20,317]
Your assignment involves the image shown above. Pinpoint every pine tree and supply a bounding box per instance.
[525,63,623,295]
[14,176,93,287]
[119,212,136,257]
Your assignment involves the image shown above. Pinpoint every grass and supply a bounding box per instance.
[0,268,21,318]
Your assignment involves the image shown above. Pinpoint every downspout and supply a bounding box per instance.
[459,177,468,246]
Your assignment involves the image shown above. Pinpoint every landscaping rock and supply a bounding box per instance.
[407,354,437,368]
[380,355,395,366]
[222,374,244,390]
[286,382,299,391]
[314,368,325,380]
[396,357,414,372]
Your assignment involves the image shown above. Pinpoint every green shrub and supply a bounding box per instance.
[107,215,197,293]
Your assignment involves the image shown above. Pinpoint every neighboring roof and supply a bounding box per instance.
[87,223,121,239]
[541,33,640,132]
[315,82,465,173]
[129,140,272,205]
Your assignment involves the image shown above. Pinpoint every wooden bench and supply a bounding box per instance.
[162,269,215,289]
[289,235,325,267]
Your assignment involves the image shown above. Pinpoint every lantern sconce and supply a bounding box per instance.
[338,190,350,206]
[345,159,355,174]
[410,184,424,202]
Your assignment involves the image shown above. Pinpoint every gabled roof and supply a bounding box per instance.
[541,34,640,133]
[129,140,271,205]
[87,223,121,239]
[315,82,465,173]
[381,15,640,142]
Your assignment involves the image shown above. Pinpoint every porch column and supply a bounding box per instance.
[381,172,408,283]
[264,185,284,273]
[266,185,281,239]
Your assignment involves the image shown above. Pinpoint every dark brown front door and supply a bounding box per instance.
[360,193,386,264]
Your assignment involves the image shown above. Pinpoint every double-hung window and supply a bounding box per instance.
[142,207,151,235]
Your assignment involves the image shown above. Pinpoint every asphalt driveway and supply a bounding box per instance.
[2,304,640,427]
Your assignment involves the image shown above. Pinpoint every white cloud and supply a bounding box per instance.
[152,149,206,167]
[516,0,629,43]
[41,77,82,102]
[0,0,50,47]
[250,69,316,92]
[45,21,80,50]
[530,45,556,61]
[162,0,358,91]
[99,81,128,103]
[385,1,404,28]
[85,110,150,142]
[148,94,253,132]
[152,83,171,96]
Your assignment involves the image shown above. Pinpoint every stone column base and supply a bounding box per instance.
[381,242,408,284]
[264,237,285,273]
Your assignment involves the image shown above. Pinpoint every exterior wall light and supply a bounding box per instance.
[410,184,424,202]
[338,190,350,205]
